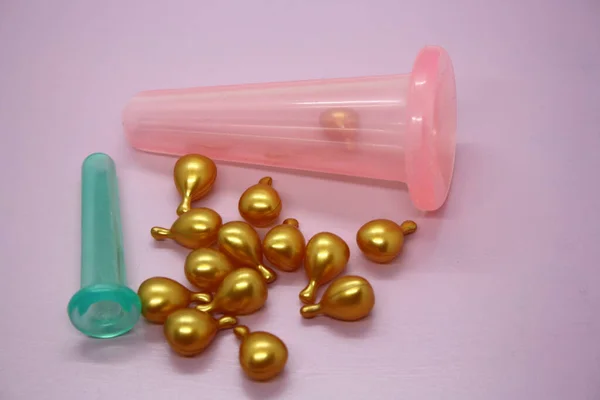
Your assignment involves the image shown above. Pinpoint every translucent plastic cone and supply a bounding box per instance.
[68,153,141,338]
[123,46,456,211]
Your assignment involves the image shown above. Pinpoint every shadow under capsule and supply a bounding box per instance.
[241,366,290,399]
[299,312,375,339]
[167,333,226,375]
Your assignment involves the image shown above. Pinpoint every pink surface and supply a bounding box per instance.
[1,1,599,399]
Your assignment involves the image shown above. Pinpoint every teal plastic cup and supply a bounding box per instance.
[67,153,141,338]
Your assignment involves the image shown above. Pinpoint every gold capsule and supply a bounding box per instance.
[217,221,277,283]
[301,276,374,321]
[195,268,268,316]
[356,219,417,263]
[164,309,236,356]
[137,277,211,324]
[299,232,349,304]
[238,177,282,227]
[319,107,359,144]
[184,248,235,292]
[234,325,288,381]
[151,208,222,249]
[263,218,305,272]
[174,154,217,215]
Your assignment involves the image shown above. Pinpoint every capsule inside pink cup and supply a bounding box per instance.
[123,46,457,211]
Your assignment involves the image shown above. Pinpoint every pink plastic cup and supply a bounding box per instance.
[123,46,457,211]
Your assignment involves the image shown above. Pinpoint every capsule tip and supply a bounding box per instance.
[400,220,417,235]
[283,218,299,228]
[259,176,273,186]
[233,325,250,339]
[151,227,171,240]
[299,280,317,304]
[300,304,321,319]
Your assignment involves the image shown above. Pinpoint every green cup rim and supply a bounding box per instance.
[68,283,141,339]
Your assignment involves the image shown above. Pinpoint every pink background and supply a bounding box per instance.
[1,1,600,399]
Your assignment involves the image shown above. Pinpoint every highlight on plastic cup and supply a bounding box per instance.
[123,46,457,211]
[67,153,141,338]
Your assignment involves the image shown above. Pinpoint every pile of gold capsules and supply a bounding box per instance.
[137,154,417,381]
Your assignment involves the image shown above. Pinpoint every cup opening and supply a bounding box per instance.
[68,284,141,339]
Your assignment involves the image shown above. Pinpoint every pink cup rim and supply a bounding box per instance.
[405,46,457,211]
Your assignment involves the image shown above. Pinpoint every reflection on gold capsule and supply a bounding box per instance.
[151,208,222,250]
[301,275,374,321]
[299,232,349,304]
[174,154,217,215]
[137,277,211,324]
[319,108,359,149]
[356,219,417,263]
[234,325,288,381]
[263,218,306,272]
